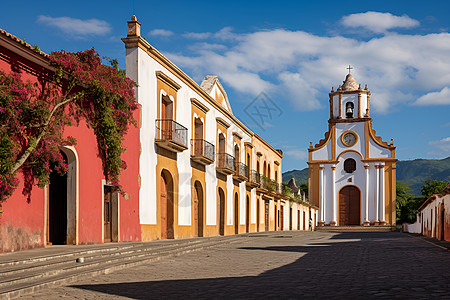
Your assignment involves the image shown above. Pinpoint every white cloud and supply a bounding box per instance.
[341,11,419,33]
[149,29,174,37]
[285,149,307,160]
[414,86,450,105]
[183,32,212,39]
[183,27,241,41]
[429,137,450,157]
[37,15,111,37]
[166,23,450,113]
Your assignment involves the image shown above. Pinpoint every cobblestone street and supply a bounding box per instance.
[20,231,450,299]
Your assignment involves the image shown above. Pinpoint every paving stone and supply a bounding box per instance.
[16,231,450,299]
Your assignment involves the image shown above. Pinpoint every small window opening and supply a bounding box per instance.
[344,158,356,173]
[345,102,354,118]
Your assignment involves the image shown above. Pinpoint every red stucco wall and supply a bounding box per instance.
[0,41,141,252]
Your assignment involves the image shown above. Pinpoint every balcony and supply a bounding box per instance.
[260,176,277,193]
[216,153,235,175]
[155,119,188,152]
[191,139,215,165]
[233,162,248,182]
[278,183,293,199]
[246,170,260,188]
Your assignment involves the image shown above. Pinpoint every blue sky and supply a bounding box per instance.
[2,0,450,171]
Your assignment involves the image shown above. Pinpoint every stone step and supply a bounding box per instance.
[315,226,396,232]
[0,235,240,300]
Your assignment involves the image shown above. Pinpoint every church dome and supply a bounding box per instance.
[341,73,359,91]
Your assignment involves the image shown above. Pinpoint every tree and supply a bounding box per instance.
[0,48,137,206]
[396,181,425,224]
[420,179,449,198]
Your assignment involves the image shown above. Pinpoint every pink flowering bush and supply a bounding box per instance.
[0,48,137,207]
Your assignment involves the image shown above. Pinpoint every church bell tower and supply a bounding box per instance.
[308,68,397,227]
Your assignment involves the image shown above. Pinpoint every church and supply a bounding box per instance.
[308,71,397,226]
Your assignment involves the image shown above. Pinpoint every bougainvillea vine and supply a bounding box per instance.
[0,48,137,206]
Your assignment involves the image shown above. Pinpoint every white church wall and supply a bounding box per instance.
[335,122,365,157]
[369,138,391,158]
[360,94,368,117]
[332,95,339,117]
[312,139,332,161]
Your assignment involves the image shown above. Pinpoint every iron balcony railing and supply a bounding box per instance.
[191,139,215,162]
[155,119,188,148]
[234,162,248,179]
[249,170,260,184]
[217,153,235,171]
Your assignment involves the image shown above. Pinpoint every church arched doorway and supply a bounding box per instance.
[339,185,361,226]
[193,181,204,237]
[160,170,174,239]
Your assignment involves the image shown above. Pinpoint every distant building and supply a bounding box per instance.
[308,71,397,226]
[406,184,450,241]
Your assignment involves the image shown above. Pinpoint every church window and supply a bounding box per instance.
[345,102,354,118]
[344,158,356,173]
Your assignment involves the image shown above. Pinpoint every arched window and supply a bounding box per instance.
[344,158,356,173]
[345,102,354,118]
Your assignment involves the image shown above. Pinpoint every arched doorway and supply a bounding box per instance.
[218,188,225,236]
[193,181,204,237]
[339,185,361,225]
[245,195,250,233]
[161,170,174,239]
[48,148,77,245]
[234,193,239,234]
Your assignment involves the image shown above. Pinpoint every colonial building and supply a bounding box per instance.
[405,184,450,241]
[122,16,316,240]
[308,71,396,226]
[0,28,142,252]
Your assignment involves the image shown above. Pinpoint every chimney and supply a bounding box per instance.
[127,15,141,37]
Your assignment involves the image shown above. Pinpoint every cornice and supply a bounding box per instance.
[156,70,181,91]
[190,97,209,113]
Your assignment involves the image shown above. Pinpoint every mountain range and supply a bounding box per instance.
[282,156,450,196]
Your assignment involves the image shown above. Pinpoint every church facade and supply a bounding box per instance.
[308,72,397,226]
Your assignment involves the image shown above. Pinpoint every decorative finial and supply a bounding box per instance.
[131,15,137,21]
[364,84,368,90]
[347,65,353,74]
[331,86,334,92]
[358,84,361,89]
[390,138,394,146]
[309,141,313,148]
[365,108,369,117]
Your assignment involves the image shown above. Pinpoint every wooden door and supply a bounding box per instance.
[256,198,260,232]
[161,176,167,239]
[104,186,112,242]
[234,194,239,234]
[303,211,306,230]
[264,201,269,231]
[193,186,199,237]
[245,196,250,233]
[297,210,300,230]
[289,208,292,230]
[339,186,360,225]
[219,189,225,236]
[280,207,284,231]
